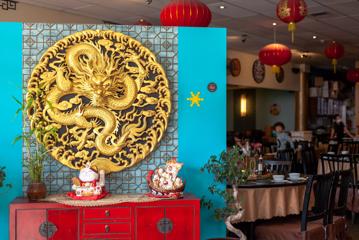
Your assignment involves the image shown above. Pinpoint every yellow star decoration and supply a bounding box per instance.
[187,91,204,107]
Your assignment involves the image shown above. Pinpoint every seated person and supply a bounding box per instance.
[273,122,294,151]
[263,126,276,142]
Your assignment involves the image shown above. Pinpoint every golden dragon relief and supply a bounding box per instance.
[26,30,171,173]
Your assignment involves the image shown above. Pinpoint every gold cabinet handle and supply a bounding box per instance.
[105,210,110,217]
[105,224,110,233]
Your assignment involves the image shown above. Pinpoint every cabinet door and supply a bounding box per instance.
[16,209,47,240]
[47,209,78,240]
[135,207,165,240]
[165,206,195,240]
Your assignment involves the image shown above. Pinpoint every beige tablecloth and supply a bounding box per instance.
[237,185,308,222]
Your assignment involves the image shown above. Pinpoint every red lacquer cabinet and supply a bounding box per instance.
[10,195,200,240]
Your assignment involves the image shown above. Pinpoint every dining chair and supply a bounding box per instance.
[327,142,339,154]
[277,148,300,172]
[320,154,353,174]
[350,141,359,155]
[301,144,318,175]
[321,154,358,225]
[296,140,311,148]
[255,173,338,240]
[337,139,353,154]
[276,149,295,162]
[349,154,359,224]
[264,160,292,175]
[327,170,353,240]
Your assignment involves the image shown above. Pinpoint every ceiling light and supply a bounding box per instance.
[219,5,225,9]
[313,35,317,39]
[272,22,277,26]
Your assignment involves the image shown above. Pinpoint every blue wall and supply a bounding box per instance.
[256,88,296,131]
[178,27,227,239]
[0,24,227,239]
[0,22,23,240]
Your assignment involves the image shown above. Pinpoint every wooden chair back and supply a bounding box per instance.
[301,173,338,231]
[327,142,339,154]
[320,154,353,174]
[332,170,354,218]
[264,160,292,175]
[337,139,353,154]
[276,149,295,162]
[337,140,359,154]
[351,154,359,186]
[301,144,318,175]
[350,141,359,155]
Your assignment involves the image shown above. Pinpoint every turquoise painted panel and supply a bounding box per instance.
[178,27,227,239]
[0,22,23,240]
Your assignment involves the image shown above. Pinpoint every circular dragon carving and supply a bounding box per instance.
[26,30,171,173]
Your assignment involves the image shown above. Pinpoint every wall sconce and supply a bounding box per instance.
[240,94,247,117]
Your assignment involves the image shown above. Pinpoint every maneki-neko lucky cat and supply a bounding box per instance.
[69,163,107,199]
[147,158,185,198]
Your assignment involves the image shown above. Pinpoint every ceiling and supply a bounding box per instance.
[16,0,359,69]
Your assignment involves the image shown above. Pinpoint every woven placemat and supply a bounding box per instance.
[42,193,162,207]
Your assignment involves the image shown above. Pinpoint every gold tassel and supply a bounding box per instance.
[332,59,337,73]
[272,65,280,74]
[288,22,296,43]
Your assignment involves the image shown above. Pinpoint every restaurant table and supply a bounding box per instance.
[228,179,310,240]
[235,179,309,223]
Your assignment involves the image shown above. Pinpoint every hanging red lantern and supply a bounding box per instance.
[135,19,152,26]
[347,69,359,83]
[324,41,344,73]
[259,43,292,73]
[160,0,212,27]
[276,0,307,42]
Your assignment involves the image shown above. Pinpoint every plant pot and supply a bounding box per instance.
[27,182,47,201]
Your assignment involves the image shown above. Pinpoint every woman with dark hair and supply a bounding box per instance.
[273,122,294,151]
[330,114,354,141]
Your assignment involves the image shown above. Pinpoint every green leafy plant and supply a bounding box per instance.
[14,94,58,184]
[201,146,248,239]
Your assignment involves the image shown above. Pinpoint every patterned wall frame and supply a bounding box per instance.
[22,23,178,195]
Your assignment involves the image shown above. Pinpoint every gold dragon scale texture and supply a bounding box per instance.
[26,29,171,173]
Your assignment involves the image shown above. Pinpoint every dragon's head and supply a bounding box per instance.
[87,71,113,106]
[76,67,126,108]
[68,42,138,108]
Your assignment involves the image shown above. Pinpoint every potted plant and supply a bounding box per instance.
[201,146,248,240]
[23,142,48,200]
[14,96,58,201]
